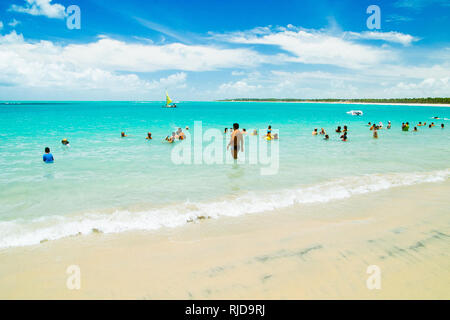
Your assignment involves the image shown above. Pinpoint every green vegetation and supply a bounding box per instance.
[218,97,450,104]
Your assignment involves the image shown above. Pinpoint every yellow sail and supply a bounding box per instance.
[166,92,172,106]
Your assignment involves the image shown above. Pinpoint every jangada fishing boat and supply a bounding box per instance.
[162,91,177,108]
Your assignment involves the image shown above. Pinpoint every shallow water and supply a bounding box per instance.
[0,101,449,248]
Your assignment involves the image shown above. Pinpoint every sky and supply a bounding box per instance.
[0,0,449,101]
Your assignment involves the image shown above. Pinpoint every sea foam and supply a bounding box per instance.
[0,169,448,249]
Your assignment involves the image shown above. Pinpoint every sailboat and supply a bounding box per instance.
[163,91,177,108]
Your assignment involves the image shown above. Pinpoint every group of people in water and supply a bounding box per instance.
[120,127,189,143]
[312,125,348,141]
[43,119,445,163]
[164,127,188,143]
[402,121,444,132]
[224,125,279,141]
[310,118,445,142]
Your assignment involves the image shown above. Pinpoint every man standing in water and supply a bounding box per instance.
[227,123,244,160]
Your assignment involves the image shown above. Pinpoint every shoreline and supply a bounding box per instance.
[2,100,450,107]
[218,101,450,107]
[1,180,449,299]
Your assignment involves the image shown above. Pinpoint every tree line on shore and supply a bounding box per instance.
[218,97,450,104]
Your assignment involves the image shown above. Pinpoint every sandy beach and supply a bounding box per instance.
[1,179,448,300]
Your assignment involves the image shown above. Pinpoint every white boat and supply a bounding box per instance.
[162,91,177,108]
[347,110,363,116]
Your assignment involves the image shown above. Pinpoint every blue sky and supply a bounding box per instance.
[0,0,449,100]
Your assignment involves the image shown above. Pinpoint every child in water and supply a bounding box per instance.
[146,132,152,140]
[43,147,54,163]
[312,128,318,135]
[266,125,273,139]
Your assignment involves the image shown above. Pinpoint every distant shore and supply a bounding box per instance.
[219,100,450,107]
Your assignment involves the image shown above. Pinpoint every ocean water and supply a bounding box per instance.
[0,101,449,248]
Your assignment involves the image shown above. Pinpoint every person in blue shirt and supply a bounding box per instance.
[43,147,54,163]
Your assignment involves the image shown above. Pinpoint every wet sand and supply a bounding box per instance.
[0,180,449,299]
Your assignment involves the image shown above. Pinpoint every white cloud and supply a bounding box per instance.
[61,37,271,73]
[215,64,450,100]
[386,14,413,23]
[148,72,187,89]
[396,77,449,90]
[346,31,419,46]
[212,26,392,69]
[10,0,66,19]
[0,21,3,30]
[8,19,21,27]
[0,31,270,94]
[219,80,262,93]
[394,0,450,9]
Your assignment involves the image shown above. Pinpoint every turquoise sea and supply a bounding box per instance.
[0,101,449,248]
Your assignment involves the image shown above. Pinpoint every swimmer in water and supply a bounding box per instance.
[146,132,152,140]
[441,123,445,129]
[319,128,326,135]
[61,138,70,146]
[242,128,247,134]
[336,126,341,133]
[43,147,54,163]
[177,128,186,140]
[414,127,418,132]
[324,134,329,140]
[252,129,258,136]
[227,123,243,160]
[418,122,422,126]
[387,121,391,129]
[312,128,318,136]
[224,128,228,134]
[340,132,348,141]
[273,133,279,140]
[373,130,378,138]
[343,125,348,132]
[266,125,273,139]
[402,122,410,131]
[121,132,127,137]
